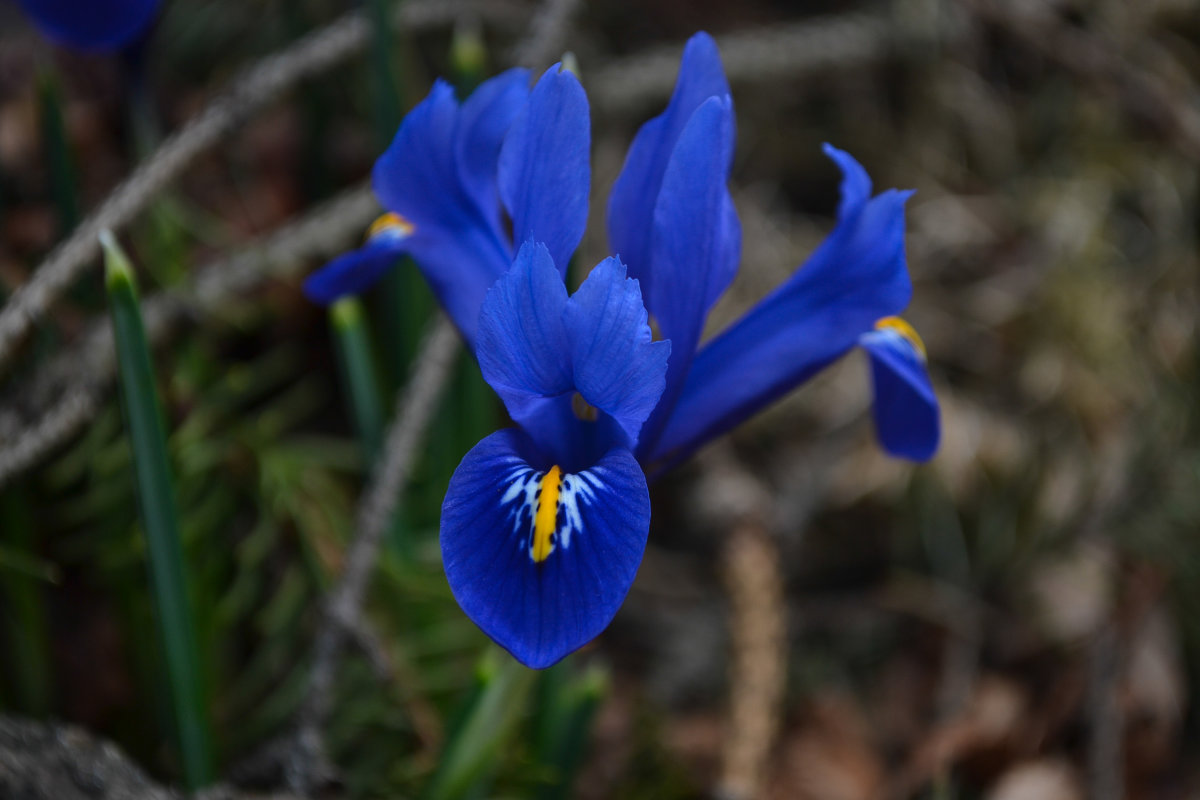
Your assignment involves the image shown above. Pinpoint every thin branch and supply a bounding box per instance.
[0,385,99,489]
[718,519,786,800]
[0,0,525,375]
[1087,622,1124,800]
[964,0,1200,159]
[0,184,378,489]
[509,0,582,69]
[688,450,786,800]
[286,315,460,794]
[589,11,966,113]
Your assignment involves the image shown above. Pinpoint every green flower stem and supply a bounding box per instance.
[330,298,409,553]
[450,19,487,95]
[533,660,608,799]
[331,298,386,460]
[424,649,536,800]
[454,355,497,459]
[361,0,434,397]
[365,0,403,143]
[374,259,435,393]
[37,70,78,235]
[0,482,54,716]
[102,231,213,789]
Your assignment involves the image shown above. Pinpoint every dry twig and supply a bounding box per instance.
[590,11,965,112]
[285,316,460,794]
[690,452,786,800]
[0,184,378,489]
[0,0,524,374]
[509,0,581,69]
[719,521,786,800]
[1087,622,1124,800]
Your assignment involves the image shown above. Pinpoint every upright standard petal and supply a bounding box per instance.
[498,65,591,275]
[476,241,574,429]
[607,31,731,281]
[476,243,669,468]
[636,95,740,458]
[565,257,671,448]
[373,81,516,346]
[859,320,940,461]
[441,430,650,669]
[454,68,532,231]
[646,96,739,337]
[19,0,159,51]
[651,146,914,466]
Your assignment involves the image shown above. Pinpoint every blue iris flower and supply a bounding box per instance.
[306,33,940,668]
[18,0,160,52]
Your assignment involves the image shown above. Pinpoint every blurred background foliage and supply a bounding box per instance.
[0,0,1199,798]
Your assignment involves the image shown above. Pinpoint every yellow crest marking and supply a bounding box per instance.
[875,316,927,360]
[532,466,563,563]
[366,212,415,241]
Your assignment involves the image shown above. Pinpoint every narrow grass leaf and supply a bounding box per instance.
[533,661,609,800]
[331,298,386,460]
[331,298,410,554]
[424,649,536,800]
[37,70,78,235]
[0,483,54,715]
[102,231,214,789]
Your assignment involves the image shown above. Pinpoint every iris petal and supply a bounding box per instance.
[498,65,591,275]
[651,146,914,466]
[373,81,462,230]
[454,68,532,236]
[476,241,573,430]
[565,257,670,448]
[19,0,159,51]
[372,80,517,346]
[607,31,731,283]
[648,95,739,338]
[441,429,650,669]
[859,327,940,461]
[302,232,409,305]
[636,95,739,457]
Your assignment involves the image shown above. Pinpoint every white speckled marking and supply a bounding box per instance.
[498,461,602,563]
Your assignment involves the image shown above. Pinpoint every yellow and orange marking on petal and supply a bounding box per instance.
[501,463,597,565]
[366,212,415,241]
[531,465,563,563]
[875,316,927,360]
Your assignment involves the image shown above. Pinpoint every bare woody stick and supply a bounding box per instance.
[286,316,460,794]
[588,11,966,113]
[0,0,523,375]
[683,448,792,800]
[0,184,378,489]
[720,521,786,800]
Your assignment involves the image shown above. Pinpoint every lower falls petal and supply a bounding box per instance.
[302,227,410,305]
[648,146,914,468]
[859,320,940,462]
[440,429,650,669]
